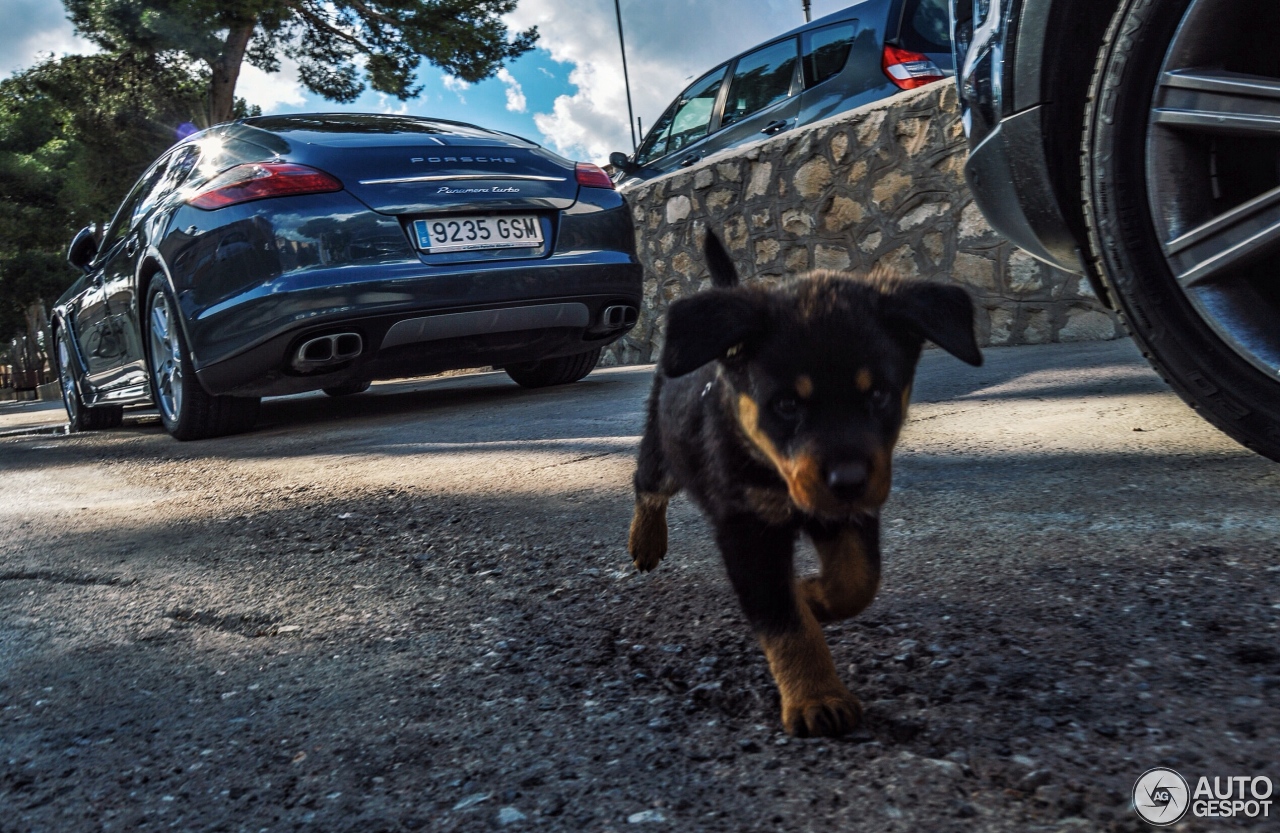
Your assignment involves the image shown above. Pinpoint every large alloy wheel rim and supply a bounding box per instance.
[1145,0,1280,380]
[57,331,79,424]
[148,290,183,423]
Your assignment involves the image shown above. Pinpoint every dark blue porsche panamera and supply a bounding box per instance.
[53,114,642,440]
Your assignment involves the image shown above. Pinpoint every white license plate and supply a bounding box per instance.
[412,214,543,253]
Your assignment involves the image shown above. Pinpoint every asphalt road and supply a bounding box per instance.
[1,339,1277,832]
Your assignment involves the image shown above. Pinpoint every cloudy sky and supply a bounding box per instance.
[0,0,855,163]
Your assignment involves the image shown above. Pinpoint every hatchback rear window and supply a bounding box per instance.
[722,38,799,127]
[803,21,857,88]
[899,0,951,53]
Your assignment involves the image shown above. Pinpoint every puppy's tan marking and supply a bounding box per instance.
[735,394,834,514]
[855,368,873,392]
[628,491,670,572]
[799,528,881,623]
[864,447,894,507]
[759,603,862,737]
[795,374,814,399]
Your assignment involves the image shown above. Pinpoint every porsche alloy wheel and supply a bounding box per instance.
[1085,0,1280,460]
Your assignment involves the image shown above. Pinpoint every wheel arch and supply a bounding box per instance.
[1009,0,1127,304]
[135,249,192,364]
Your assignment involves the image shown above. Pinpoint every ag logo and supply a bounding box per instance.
[1134,767,1191,826]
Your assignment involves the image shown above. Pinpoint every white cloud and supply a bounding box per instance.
[505,0,850,163]
[0,0,97,77]
[496,67,526,113]
[236,59,307,113]
[442,75,470,103]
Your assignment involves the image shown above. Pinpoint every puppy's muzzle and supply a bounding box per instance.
[825,461,869,502]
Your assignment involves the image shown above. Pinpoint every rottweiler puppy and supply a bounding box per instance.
[629,230,982,737]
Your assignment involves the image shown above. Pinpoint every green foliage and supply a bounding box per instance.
[64,0,539,117]
[0,53,216,336]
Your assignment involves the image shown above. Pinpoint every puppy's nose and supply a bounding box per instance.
[825,461,868,500]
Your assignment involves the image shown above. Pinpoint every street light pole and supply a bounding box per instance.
[614,0,638,151]
[803,0,811,21]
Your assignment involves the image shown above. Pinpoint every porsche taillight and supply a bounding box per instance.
[575,162,616,190]
[187,163,343,209]
[882,45,946,90]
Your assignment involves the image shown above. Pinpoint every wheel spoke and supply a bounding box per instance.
[1165,184,1280,286]
[1153,69,1280,137]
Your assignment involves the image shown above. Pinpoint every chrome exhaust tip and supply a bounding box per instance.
[602,305,638,329]
[293,332,363,371]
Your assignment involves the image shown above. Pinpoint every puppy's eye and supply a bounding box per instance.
[773,396,801,420]
[870,388,893,412]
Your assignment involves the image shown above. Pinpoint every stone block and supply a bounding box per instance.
[755,238,780,266]
[1059,308,1118,342]
[782,208,814,236]
[822,196,864,231]
[951,252,998,290]
[988,307,1014,346]
[784,247,810,273]
[815,245,852,271]
[1007,249,1047,295]
[694,168,715,190]
[794,157,834,199]
[717,162,743,182]
[747,161,773,199]
[665,195,692,225]
[706,188,736,213]
[858,231,883,253]
[899,200,949,231]
[872,171,912,207]
[1024,308,1052,344]
[830,132,849,162]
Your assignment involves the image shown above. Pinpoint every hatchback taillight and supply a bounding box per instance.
[187,163,344,209]
[882,45,946,90]
[575,162,616,190]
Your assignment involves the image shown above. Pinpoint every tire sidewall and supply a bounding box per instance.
[1086,0,1280,459]
[55,325,85,431]
[144,273,192,437]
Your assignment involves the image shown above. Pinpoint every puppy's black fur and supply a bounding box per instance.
[629,231,982,737]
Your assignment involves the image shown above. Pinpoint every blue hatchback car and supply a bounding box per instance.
[610,0,953,184]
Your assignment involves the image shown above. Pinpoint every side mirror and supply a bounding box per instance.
[67,227,98,273]
[609,151,639,174]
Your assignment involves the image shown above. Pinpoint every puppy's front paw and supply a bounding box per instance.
[628,521,667,572]
[781,689,863,738]
[628,494,669,572]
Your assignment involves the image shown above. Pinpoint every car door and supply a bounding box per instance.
[84,155,171,391]
[703,36,804,157]
[632,66,729,177]
[104,145,202,388]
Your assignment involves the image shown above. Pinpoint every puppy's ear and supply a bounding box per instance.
[704,230,739,288]
[661,289,767,377]
[890,282,983,366]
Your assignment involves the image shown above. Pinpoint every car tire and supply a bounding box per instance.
[1083,0,1280,461]
[55,326,123,432]
[145,273,260,440]
[323,380,371,397]
[504,347,602,389]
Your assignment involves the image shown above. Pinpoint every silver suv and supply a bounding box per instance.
[611,0,953,184]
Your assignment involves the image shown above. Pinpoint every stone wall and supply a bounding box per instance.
[600,82,1119,367]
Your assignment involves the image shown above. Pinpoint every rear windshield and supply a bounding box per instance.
[803,21,857,88]
[244,114,499,139]
[722,38,799,127]
[899,0,951,53]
